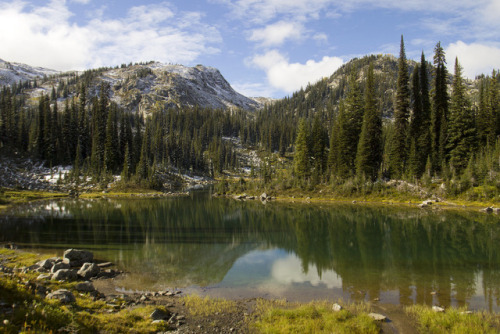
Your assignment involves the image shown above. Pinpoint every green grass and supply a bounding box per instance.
[0,249,170,333]
[251,299,380,334]
[183,294,238,317]
[406,305,500,334]
[0,189,68,208]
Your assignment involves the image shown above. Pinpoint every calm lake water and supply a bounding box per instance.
[2,190,500,311]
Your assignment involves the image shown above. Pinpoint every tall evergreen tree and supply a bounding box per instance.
[388,35,410,179]
[334,68,364,178]
[447,58,476,173]
[356,62,382,180]
[293,118,310,182]
[431,42,449,173]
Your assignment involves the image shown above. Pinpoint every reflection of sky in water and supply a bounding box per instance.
[218,248,342,290]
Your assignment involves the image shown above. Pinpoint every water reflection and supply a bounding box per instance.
[1,193,500,310]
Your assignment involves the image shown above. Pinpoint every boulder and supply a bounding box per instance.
[260,193,268,201]
[51,262,70,273]
[51,269,78,281]
[75,282,96,292]
[46,289,75,303]
[150,308,171,321]
[78,263,100,279]
[37,259,56,270]
[63,249,93,267]
[481,207,494,213]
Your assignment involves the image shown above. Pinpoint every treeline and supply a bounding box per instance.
[290,37,500,196]
[0,78,248,188]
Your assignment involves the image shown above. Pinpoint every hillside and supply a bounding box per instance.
[263,54,483,120]
[0,59,59,86]
[0,59,261,113]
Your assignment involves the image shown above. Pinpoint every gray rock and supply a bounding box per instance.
[332,303,343,312]
[97,262,113,268]
[36,274,52,280]
[75,281,96,292]
[37,259,56,270]
[432,306,445,312]
[150,308,171,321]
[51,269,78,281]
[481,207,494,213]
[51,262,70,273]
[46,289,75,303]
[368,313,387,321]
[63,249,93,267]
[260,192,268,200]
[78,263,100,279]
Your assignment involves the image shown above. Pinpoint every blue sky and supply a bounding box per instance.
[1,0,500,98]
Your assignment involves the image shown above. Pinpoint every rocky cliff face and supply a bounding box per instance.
[0,59,261,112]
[104,62,260,113]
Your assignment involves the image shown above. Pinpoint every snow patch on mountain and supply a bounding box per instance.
[0,59,59,86]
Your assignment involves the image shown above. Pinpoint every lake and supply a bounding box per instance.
[1,190,500,311]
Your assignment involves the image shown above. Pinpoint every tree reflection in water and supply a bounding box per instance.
[1,193,500,310]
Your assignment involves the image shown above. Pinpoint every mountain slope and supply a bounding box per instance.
[104,62,260,112]
[0,59,261,112]
[0,59,59,86]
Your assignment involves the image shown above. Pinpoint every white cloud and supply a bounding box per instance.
[249,21,303,47]
[71,0,91,4]
[271,254,342,289]
[0,1,220,71]
[445,41,500,79]
[251,50,343,93]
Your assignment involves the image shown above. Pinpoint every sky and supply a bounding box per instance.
[1,0,500,98]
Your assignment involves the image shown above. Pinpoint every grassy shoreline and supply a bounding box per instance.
[1,248,500,333]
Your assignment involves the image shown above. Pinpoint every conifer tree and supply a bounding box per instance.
[447,58,476,173]
[121,143,131,181]
[389,35,410,179]
[334,68,364,178]
[293,118,310,182]
[356,62,382,180]
[431,42,449,173]
[311,115,327,183]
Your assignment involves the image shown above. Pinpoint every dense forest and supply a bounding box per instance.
[0,37,499,199]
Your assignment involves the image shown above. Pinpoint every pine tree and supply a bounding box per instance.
[431,42,449,173]
[356,62,382,180]
[447,58,476,173]
[389,35,410,179]
[333,68,364,178]
[293,118,310,182]
[121,143,131,181]
[311,115,327,183]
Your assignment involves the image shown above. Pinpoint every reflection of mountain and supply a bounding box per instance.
[2,194,500,308]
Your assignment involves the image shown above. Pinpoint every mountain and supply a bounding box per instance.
[103,62,260,112]
[267,54,475,119]
[0,59,261,112]
[0,58,59,86]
